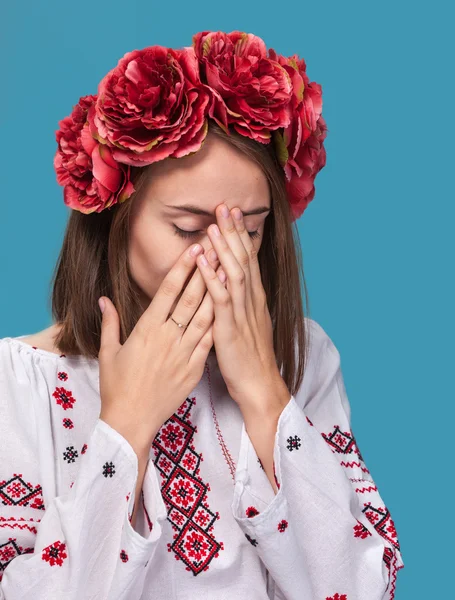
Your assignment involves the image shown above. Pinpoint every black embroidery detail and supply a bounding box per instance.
[0,474,44,509]
[103,462,116,477]
[62,418,74,429]
[0,539,33,577]
[286,435,302,451]
[245,533,258,546]
[63,446,78,463]
[151,396,225,576]
[257,457,264,470]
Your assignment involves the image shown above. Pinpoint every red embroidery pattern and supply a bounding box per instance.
[52,386,76,410]
[0,516,41,534]
[0,538,33,581]
[326,594,347,600]
[152,395,224,576]
[353,520,372,540]
[41,540,68,566]
[120,549,129,563]
[57,371,68,381]
[246,506,260,518]
[205,362,237,483]
[363,503,400,551]
[321,424,401,553]
[383,547,404,600]
[277,519,288,532]
[63,418,74,429]
[0,474,45,510]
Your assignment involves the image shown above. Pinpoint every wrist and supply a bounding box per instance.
[99,412,159,458]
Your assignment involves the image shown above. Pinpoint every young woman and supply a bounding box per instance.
[0,30,404,599]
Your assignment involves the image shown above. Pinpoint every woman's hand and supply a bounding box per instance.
[98,243,225,456]
[195,203,291,419]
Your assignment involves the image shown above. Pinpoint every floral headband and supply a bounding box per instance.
[54,30,327,222]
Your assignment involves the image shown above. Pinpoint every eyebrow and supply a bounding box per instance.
[164,204,271,217]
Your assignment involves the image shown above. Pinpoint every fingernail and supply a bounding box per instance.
[199,254,208,266]
[221,204,230,218]
[98,298,106,314]
[190,244,202,256]
[210,249,218,261]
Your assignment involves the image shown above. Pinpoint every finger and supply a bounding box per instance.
[98,296,121,359]
[188,322,214,367]
[216,205,252,291]
[180,261,225,351]
[171,247,219,323]
[196,251,235,325]
[230,207,263,297]
[139,243,204,330]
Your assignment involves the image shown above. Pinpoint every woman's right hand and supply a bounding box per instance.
[98,244,224,457]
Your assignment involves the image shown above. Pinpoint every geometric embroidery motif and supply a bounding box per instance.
[102,462,116,478]
[322,425,402,555]
[52,386,76,410]
[152,395,224,576]
[0,474,45,510]
[0,538,34,581]
[322,424,362,459]
[362,502,401,551]
[63,446,78,463]
[41,540,68,566]
[286,435,301,451]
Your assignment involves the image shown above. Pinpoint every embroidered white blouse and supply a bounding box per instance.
[0,318,404,599]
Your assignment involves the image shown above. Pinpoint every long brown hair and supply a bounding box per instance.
[50,120,312,396]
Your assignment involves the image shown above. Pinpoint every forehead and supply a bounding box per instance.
[144,133,271,213]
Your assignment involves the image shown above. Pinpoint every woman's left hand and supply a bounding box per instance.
[196,203,291,419]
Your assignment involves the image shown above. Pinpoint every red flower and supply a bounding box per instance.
[54,95,134,214]
[269,49,327,221]
[193,30,293,143]
[42,540,67,567]
[91,46,211,166]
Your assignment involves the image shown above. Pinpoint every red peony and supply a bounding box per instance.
[90,46,211,166]
[269,49,327,220]
[54,95,134,214]
[193,31,293,143]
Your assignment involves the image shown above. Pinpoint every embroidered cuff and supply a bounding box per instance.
[94,420,167,555]
[231,396,298,537]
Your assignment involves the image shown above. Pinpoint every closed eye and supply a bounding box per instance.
[172,225,261,240]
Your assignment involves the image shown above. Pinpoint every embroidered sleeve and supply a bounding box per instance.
[231,334,405,600]
[1,419,167,599]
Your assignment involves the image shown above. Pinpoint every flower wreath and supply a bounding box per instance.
[54,30,328,222]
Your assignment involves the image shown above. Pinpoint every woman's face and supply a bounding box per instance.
[128,131,271,320]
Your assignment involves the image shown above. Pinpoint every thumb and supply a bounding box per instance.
[98,297,121,357]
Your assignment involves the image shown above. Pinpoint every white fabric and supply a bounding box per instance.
[0,318,404,599]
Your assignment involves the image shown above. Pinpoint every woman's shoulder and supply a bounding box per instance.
[304,316,338,361]
[0,325,99,386]
[16,325,63,355]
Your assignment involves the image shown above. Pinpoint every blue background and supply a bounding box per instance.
[1,0,453,596]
